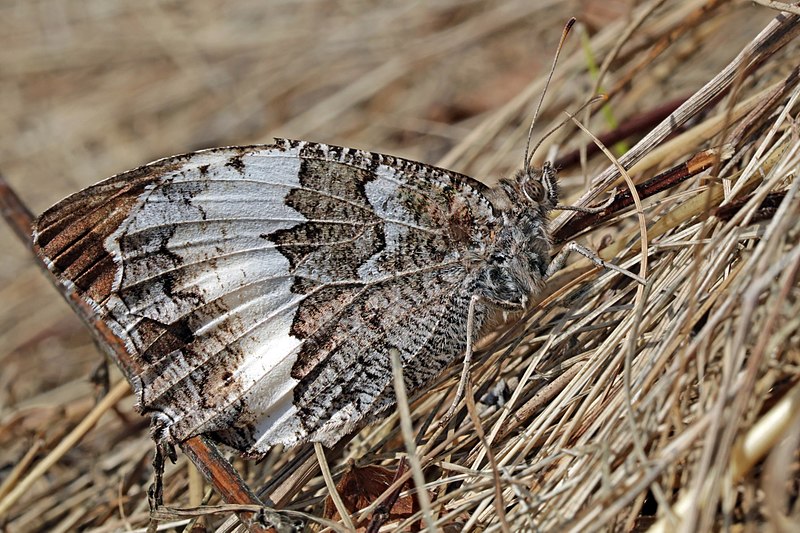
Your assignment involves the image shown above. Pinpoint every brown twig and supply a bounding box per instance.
[553,147,725,243]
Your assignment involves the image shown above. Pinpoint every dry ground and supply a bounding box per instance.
[1,1,799,531]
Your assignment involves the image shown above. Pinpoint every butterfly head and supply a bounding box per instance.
[511,161,559,213]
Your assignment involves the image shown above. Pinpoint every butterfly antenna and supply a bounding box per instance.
[523,17,576,175]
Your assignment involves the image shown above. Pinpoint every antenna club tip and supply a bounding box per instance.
[561,17,577,41]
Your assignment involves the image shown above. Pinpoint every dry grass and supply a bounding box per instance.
[1,1,799,531]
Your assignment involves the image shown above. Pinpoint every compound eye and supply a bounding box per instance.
[523,179,545,203]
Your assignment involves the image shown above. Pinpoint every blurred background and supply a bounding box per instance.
[0,1,779,530]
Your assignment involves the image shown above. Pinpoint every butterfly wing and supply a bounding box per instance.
[33,139,500,455]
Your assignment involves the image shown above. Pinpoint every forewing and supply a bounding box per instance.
[33,139,499,455]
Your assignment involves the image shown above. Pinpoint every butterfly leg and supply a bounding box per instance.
[440,293,481,426]
[147,418,176,512]
[547,241,645,285]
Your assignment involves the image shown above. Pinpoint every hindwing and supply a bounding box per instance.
[33,139,502,454]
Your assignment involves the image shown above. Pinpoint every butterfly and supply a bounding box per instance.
[34,136,627,457]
